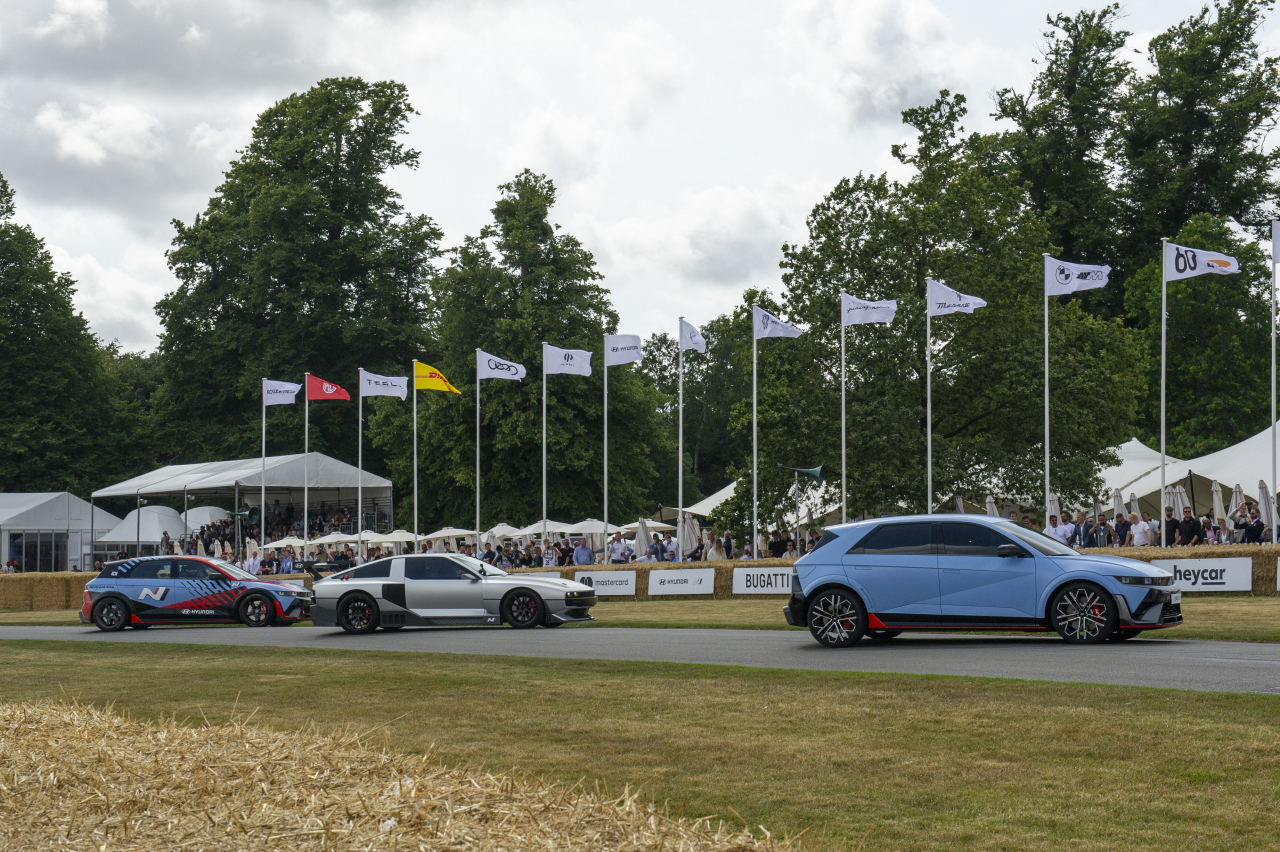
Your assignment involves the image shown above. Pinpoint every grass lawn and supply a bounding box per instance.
[1,640,1278,851]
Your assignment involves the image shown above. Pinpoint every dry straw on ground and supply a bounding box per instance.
[0,701,778,851]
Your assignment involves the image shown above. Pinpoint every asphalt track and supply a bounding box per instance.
[4,625,1280,695]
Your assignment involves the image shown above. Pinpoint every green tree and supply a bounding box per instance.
[155,77,442,471]
[368,171,666,531]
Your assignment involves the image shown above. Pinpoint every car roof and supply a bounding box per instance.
[825,515,1015,532]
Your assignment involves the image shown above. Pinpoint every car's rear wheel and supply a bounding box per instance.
[92,598,129,632]
[502,590,545,629]
[338,593,379,635]
[807,589,866,648]
[1051,583,1116,644]
[866,629,901,643]
[238,594,274,627]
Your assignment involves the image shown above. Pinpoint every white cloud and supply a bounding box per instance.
[47,241,172,349]
[33,0,110,43]
[503,106,605,186]
[180,23,205,43]
[34,102,165,165]
[594,19,687,132]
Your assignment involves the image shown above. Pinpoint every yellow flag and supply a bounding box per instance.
[414,361,461,394]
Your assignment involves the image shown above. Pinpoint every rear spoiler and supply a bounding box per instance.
[302,560,325,580]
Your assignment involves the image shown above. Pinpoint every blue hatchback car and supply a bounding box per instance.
[784,516,1182,646]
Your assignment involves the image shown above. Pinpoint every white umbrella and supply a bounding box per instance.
[679,514,701,560]
[263,536,306,549]
[635,518,651,556]
[985,495,998,517]
[1112,489,1125,519]
[1169,485,1190,516]
[953,495,965,513]
[245,538,258,553]
[1128,493,1140,519]
[210,539,222,557]
[424,527,475,540]
[1230,483,1247,542]
[1211,480,1228,535]
[196,539,206,556]
[486,523,522,539]
[1046,493,1061,523]
[310,532,354,545]
[1258,480,1275,541]
[516,520,573,537]
[564,518,624,535]
[619,520,675,533]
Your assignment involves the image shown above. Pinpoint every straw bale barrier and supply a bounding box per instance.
[1079,544,1280,595]
[0,701,775,852]
[0,572,92,611]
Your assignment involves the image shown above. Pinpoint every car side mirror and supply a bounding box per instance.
[996,544,1027,558]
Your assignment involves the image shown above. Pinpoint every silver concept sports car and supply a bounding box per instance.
[311,554,598,634]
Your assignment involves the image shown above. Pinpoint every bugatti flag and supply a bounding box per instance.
[927,279,987,316]
[476,350,526,381]
[262,379,302,406]
[359,368,408,400]
[306,374,350,401]
[544,343,593,376]
[753,305,802,339]
[1164,241,1240,280]
[1045,256,1111,296]
[679,317,706,353]
[841,292,898,325]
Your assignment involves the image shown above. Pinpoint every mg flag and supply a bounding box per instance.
[679,318,706,353]
[927,279,987,316]
[414,361,461,393]
[753,305,801,339]
[1164,241,1240,280]
[841,292,898,325]
[604,334,643,366]
[477,350,526,381]
[1045,256,1110,296]
[544,343,593,376]
[359,368,408,400]
[306,374,350,401]
[262,379,301,406]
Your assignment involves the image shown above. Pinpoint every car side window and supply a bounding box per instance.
[126,562,175,580]
[404,556,470,580]
[178,560,219,580]
[851,523,932,555]
[940,523,1012,557]
[349,561,392,579]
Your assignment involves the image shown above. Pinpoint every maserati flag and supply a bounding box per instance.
[305,375,350,401]
[604,334,643,366]
[476,350,526,381]
[841,292,898,325]
[544,343,593,376]
[753,305,802,339]
[1045,256,1111,296]
[1164,241,1240,280]
[262,379,302,406]
[679,318,707,353]
[359,368,408,400]
[927,279,987,316]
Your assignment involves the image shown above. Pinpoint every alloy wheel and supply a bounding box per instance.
[808,591,863,647]
[1053,587,1111,642]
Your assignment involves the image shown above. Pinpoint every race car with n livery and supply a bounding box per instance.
[82,555,312,630]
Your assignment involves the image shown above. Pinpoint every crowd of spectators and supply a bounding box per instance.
[1038,500,1271,548]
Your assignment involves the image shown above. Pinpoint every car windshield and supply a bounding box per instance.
[209,559,259,581]
[991,520,1079,556]
[455,554,506,576]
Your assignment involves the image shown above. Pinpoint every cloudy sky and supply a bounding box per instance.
[0,0,1256,351]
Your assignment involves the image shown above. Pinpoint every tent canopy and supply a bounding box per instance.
[1100,438,1182,496]
[96,506,189,543]
[424,527,475,540]
[685,482,736,517]
[181,506,229,527]
[92,453,391,501]
[0,492,119,531]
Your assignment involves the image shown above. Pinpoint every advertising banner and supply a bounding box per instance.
[1150,557,1252,592]
[647,568,715,595]
[732,566,794,594]
[574,570,636,595]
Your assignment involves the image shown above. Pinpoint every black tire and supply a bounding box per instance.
[502,590,545,629]
[1050,582,1117,644]
[1109,629,1143,641]
[238,594,275,627]
[807,588,867,648]
[92,597,129,632]
[338,593,380,635]
[867,629,901,643]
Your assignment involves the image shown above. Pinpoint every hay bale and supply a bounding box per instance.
[0,701,776,851]
[29,574,69,610]
[1081,544,1280,595]
[0,575,34,610]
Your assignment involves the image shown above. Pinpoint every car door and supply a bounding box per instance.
[939,522,1038,622]
[118,560,177,620]
[403,556,486,616]
[841,522,939,626]
[176,559,239,620]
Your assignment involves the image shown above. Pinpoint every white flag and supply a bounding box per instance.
[841,292,898,326]
[1045,256,1111,296]
[262,379,301,406]
[358,368,408,400]
[1164,241,1239,280]
[926,279,987,316]
[544,343,593,376]
[753,305,801,339]
[604,334,643,366]
[679,318,706,353]
[477,350,526,381]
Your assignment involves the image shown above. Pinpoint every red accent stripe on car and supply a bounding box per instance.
[867,613,888,629]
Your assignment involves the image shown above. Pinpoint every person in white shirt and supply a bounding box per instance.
[541,543,559,567]
[1130,513,1151,546]
[245,550,262,575]
[607,533,628,564]
[352,551,365,566]
[1044,516,1071,545]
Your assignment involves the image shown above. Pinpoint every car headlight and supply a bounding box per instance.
[1115,575,1172,586]
[565,590,594,599]
[276,588,311,597]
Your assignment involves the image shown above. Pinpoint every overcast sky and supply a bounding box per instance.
[0,0,1260,351]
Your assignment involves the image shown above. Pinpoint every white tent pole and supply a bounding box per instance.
[357,368,363,554]
[1160,238,1168,548]
[841,314,847,524]
[926,310,932,515]
[603,334,608,544]
[135,492,141,555]
[261,378,266,545]
[678,317,684,562]
[412,361,418,546]
[752,327,758,559]
[475,350,481,540]
[542,342,548,545]
[303,373,309,559]
[1043,253,1050,524]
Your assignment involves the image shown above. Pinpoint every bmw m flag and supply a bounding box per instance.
[1045,256,1111,296]
[358,368,408,400]
[679,318,707,353]
[476,350,526,381]
[753,305,802,339]
[926,279,987,316]
[841,292,898,325]
[1164,241,1240,280]
[262,379,302,406]
[604,334,643,367]
[544,343,593,376]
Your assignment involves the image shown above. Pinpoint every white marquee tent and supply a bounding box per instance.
[0,493,120,572]
[181,506,230,527]
[96,506,189,547]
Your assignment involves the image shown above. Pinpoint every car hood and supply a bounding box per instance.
[1050,554,1171,578]
[497,575,593,594]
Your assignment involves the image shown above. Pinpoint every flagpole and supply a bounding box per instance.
[357,369,363,556]
[926,310,932,515]
[841,315,847,524]
[1043,253,1050,525]
[603,335,608,544]
[542,343,548,545]
[1160,238,1168,548]
[1271,226,1277,539]
[475,350,481,543]
[752,325,758,559]
[303,373,309,560]
[678,318,684,562]
[412,361,418,548]
[261,378,266,548]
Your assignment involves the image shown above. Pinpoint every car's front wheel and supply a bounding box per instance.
[238,594,274,627]
[338,593,380,635]
[92,598,129,632]
[502,590,545,629]
[807,589,866,648]
[1051,583,1116,644]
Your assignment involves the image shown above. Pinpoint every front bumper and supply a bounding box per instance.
[1115,588,1182,630]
